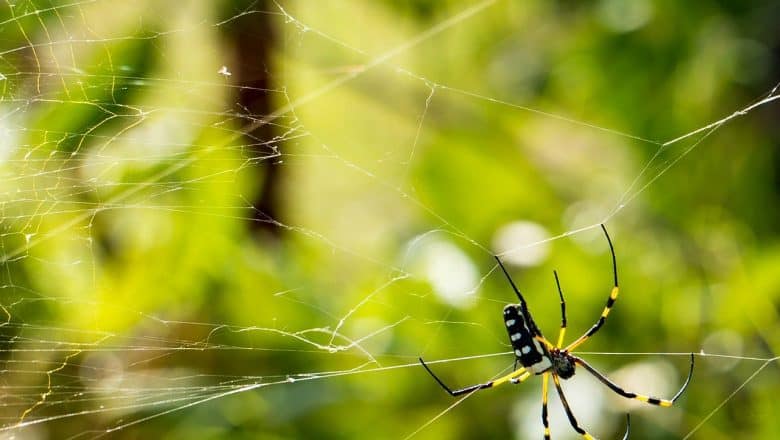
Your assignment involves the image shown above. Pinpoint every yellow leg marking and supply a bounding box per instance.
[564,287,620,352]
[535,335,555,350]
[564,335,589,352]
[542,373,550,439]
[602,288,619,317]
[556,327,566,348]
[583,434,595,440]
[636,394,673,407]
[493,367,530,387]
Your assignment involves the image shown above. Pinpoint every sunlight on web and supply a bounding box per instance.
[0,0,778,439]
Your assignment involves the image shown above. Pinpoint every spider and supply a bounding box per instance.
[419,224,695,439]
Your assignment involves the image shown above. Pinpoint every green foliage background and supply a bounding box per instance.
[0,0,778,439]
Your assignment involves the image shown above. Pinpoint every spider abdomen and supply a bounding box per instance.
[504,304,552,374]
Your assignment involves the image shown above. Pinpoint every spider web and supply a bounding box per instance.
[1,1,779,439]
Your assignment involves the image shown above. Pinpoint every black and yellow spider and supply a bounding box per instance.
[419,224,694,439]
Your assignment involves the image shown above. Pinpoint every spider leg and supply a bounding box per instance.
[541,372,551,440]
[573,353,695,406]
[495,256,555,349]
[622,414,631,440]
[418,357,530,397]
[553,270,566,348]
[552,374,596,439]
[565,224,618,352]
[494,255,529,305]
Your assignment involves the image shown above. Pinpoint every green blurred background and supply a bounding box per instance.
[1,0,779,438]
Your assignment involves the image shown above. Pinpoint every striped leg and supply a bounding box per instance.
[552,374,595,440]
[564,224,618,352]
[419,357,531,397]
[553,270,566,348]
[541,372,551,439]
[573,354,695,406]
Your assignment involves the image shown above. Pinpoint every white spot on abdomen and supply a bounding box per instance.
[506,319,516,327]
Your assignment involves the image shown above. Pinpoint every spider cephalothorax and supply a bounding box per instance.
[419,224,695,439]
[549,348,576,380]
